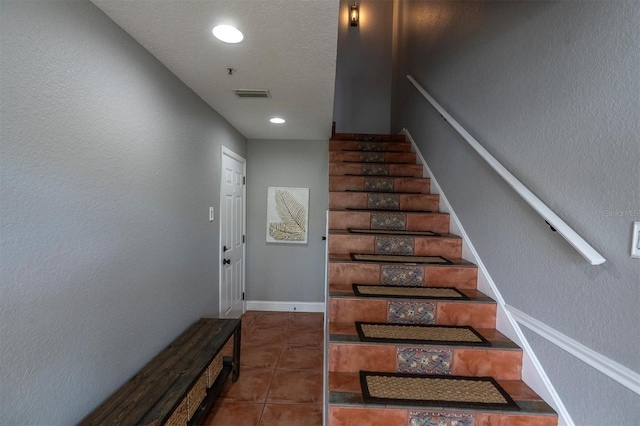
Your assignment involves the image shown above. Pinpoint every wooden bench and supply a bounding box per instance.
[80,318,241,425]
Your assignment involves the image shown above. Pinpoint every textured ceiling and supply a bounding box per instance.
[91,0,340,140]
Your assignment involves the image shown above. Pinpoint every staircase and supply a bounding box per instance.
[326,132,557,425]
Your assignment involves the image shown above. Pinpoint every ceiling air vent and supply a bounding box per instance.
[233,89,271,98]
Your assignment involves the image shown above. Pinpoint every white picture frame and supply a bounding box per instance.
[266,187,309,244]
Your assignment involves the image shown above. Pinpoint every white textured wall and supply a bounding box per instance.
[0,1,246,423]
[392,1,639,423]
[245,140,328,303]
[333,0,393,134]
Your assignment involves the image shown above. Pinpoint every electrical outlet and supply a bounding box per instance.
[209,207,215,222]
[632,222,640,259]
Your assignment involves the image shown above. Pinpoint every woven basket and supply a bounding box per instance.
[207,353,224,388]
[164,398,188,426]
[187,372,208,419]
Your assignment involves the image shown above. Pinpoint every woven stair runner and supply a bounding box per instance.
[350,254,450,264]
[348,229,439,237]
[355,322,490,346]
[352,284,467,300]
[360,372,520,411]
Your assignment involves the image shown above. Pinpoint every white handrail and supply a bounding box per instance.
[407,75,606,265]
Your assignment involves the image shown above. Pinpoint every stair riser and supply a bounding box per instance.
[329,211,450,234]
[328,298,495,328]
[329,234,462,258]
[329,152,416,164]
[328,262,477,288]
[329,407,557,426]
[329,193,439,211]
[329,140,412,152]
[329,343,522,380]
[329,176,430,193]
[329,163,423,177]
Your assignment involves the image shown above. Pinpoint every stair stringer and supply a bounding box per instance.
[402,128,574,426]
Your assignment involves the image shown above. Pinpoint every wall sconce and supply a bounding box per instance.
[350,3,359,27]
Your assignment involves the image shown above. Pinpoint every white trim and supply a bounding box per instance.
[323,209,330,426]
[219,147,247,318]
[507,305,640,396]
[407,75,605,266]
[246,301,325,313]
[402,128,575,426]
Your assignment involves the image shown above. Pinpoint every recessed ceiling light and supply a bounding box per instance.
[270,117,285,124]
[212,25,244,43]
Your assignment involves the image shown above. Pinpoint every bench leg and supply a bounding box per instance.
[232,322,241,382]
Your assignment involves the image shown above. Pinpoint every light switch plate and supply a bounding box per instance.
[632,221,640,259]
[209,207,215,222]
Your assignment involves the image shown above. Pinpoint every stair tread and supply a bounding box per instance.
[329,322,519,349]
[329,285,492,301]
[328,372,556,416]
[341,189,424,194]
[330,253,475,267]
[328,229,460,238]
[329,161,421,165]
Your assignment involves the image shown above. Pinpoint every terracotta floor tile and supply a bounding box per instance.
[277,347,323,370]
[203,401,263,426]
[328,343,395,373]
[241,345,282,369]
[251,312,293,330]
[219,368,275,403]
[241,311,261,327]
[290,312,324,330]
[244,326,288,347]
[329,406,408,426]
[267,370,323,404]
[328,372,361,393]
[283,327,324,348]
[259,404,322,426]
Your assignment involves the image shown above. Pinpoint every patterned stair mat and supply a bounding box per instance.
[355,322,490,346]
[350,254,451,264]
[360,372,520,411]
[348,228,440,237]
[352,284,466,300]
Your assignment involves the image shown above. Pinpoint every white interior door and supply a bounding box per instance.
[220,148,245,318]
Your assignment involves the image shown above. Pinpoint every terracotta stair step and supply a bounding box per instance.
[329,140,412,152]
[329,210,450,234]
[328,254,477,288]
[328,230,462,258]
[328,293,495,328]
[329,176,430,193]
[328,323,522,379]
[329,162,423,177]
[332,133,406,142]
[329,192,439,211]
[328,372,557,426]
[329,151,417,164]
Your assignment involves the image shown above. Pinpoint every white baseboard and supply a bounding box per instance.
[246,301,325,313]
[402,128,574,426]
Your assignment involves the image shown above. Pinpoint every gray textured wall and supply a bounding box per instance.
[333,0,393,134]
[391,1,639,423]
[0,1,246,423]
[246,139,328,304]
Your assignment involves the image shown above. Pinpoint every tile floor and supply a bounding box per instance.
[203,311,324,426]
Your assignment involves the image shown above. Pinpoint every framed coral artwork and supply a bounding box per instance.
[266,187,309,244]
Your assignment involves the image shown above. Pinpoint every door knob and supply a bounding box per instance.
[223,259,231,265]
